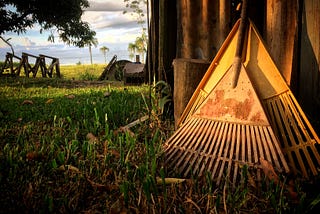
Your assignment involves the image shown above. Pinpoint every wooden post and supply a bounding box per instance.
[55,59,61,78]
[135,55,140,63]
[176,0,232,60]
[39,54,61,78]
[219,0,231,48]
[173,58,210,128]
[39,55,47,77]
[299,0,320,133]
[265,0,298,85]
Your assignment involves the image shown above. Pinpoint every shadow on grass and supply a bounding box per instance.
[0,78,148,144]
[0,75,124,89]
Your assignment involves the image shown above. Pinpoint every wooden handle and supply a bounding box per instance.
[232,0,248,88]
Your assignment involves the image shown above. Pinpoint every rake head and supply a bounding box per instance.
[164,65,290,185]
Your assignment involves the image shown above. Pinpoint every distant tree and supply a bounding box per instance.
[0,0,96,47]
[87,38,98,65]
[123,0,147,26]
[136,29,147,61]
[100,46,110,64]
[127,43,137,61]
[123,0,148,63]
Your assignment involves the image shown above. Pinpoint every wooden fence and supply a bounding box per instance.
[1,52,60,78]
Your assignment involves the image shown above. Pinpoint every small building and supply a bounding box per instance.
[123,62,145,85]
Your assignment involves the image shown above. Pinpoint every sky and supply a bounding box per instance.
[0,0,147,65]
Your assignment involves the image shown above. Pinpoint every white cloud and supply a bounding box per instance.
[0,36,36,49]
[82,10,142,30]
[22,37,36,47]
[0,0,147,64]
[97,28,141,44]
[86,1,125,11]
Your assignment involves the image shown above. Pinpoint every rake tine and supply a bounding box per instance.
[259,126,272,162]
[258,126,290,173]
[300,147,318,176]
[274,96,310,175]
[198,121,224,175]
[165,117,196,151]
[309,145,320,167]
[249,126,261,181]
[203,122,226,178]
[255,126,265,160]
[193,121,220,174]
[226,123,239,187]
[174,119,209,173]
[275,97,297,146]
[262,126,281,170]
[234,124,245,185]
[267,126,290,172]
[279,94,305,144]
[212,123,232,184]
[280,94,320,172]
[165,118,199,162]
[183,119,216,176]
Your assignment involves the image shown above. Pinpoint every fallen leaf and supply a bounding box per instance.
[22,100,33,105]
[87,176,117,192]
[185,197,202,214]
[104,91,111,97]
[110,149,120,158]
[58,165,80,174]
[110,199,127,214]
[114,126,135,137]
[156,177,186,185]
[260,157,279,183]
[27,182,33,196]
[260,158,299,202]
[287,180,299,202]
[45,98,54,104]
[65,94,75,99]
[23,183,33,200]
[103,140,109,155]
[86,133,98,144]
[247,171,257,189]
[104,168,113,178]
[26,151,41,161]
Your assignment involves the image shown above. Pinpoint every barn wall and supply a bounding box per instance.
[176,0,233,60]
[265,0,298,85]
[158,0,176,85]
[299,0,320,130]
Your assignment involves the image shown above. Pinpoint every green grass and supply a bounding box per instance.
[0,67,320,213]
[0,76,154,212]
[1,61,106,80]
[59,64,105,80]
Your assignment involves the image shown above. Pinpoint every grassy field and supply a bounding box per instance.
[0,62,106,80]
[0,66,320,213]
[59,64,106,80]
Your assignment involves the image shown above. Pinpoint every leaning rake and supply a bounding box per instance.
[164,1,320,184]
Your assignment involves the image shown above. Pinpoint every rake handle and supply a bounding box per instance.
[232,0,248,88]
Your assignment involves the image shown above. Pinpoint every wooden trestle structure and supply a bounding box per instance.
[1,52,61,78]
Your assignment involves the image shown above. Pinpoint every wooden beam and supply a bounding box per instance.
[265,0,298,85]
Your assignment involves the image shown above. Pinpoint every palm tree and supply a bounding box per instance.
[100,46,109,64]
[127,29,147,63]
[128,43,137,61]
[87,38,98,65]
[128,29,148,62]
[135,35,146,62]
